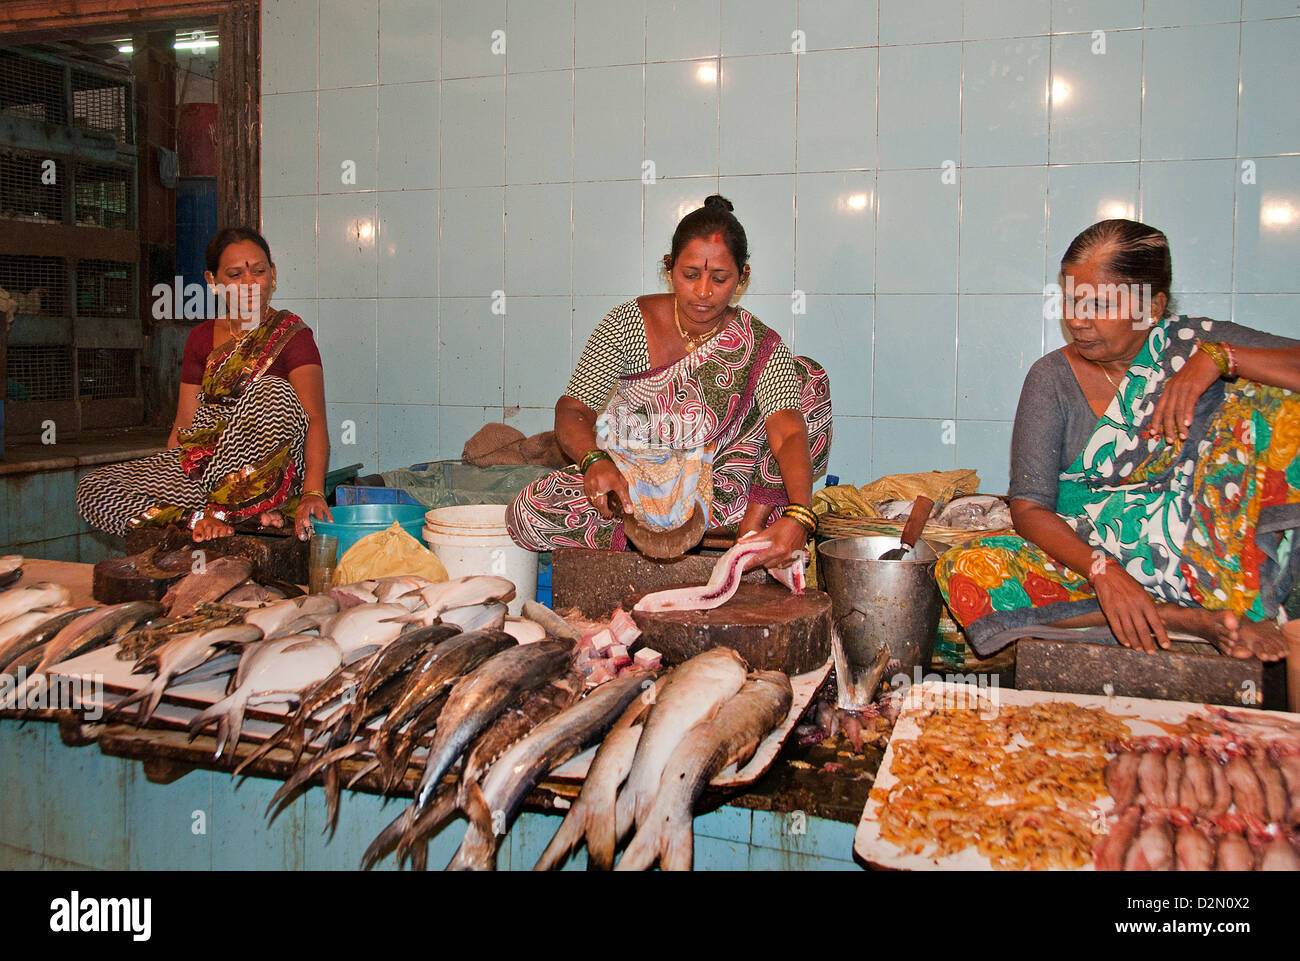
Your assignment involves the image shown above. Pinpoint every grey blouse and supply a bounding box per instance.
[1008,318,1300,509]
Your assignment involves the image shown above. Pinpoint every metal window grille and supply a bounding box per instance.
[74,160,133,229]
[0,254,66,316]
[75,259,134,317]
[71,66,132,144]
[77,347,137,399]
[0,50,66,126]
[6,345,74,402]
[0,149,62,224]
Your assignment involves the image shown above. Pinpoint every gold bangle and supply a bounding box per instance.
[781,504,818,534]
[301,489,325,499]
[1196,341,1230,378]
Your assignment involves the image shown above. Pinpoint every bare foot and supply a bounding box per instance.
[1197,610,1287,662]
[192,516,234,543]
[258,511,286,529]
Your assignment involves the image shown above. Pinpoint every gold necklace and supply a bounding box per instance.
[673,299,725,353]
[1094,361,1120,389]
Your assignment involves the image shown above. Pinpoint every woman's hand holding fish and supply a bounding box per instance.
[584,460,632,521]
[737,517,806,572]
[1145,347,1221,446]
[295,493,333,540]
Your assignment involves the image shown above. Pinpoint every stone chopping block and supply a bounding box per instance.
[551,546,766,619]
[124,526,309,586]
[1015,637,1264,707]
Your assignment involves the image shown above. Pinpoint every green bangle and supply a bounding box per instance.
[580,449,612,473]
[301,489,325,500]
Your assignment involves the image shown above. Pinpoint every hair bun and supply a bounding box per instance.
[703,194,734,213]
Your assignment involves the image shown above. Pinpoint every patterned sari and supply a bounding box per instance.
[507,309,832,551]
[77,308,313,536]
[936,315,1300,655]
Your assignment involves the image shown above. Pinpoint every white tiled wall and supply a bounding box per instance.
[260,0,1300,491]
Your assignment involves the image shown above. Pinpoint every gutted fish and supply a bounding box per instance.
[243,594,339,640]
[439,602,508,633]
[617,671,792,871]
[162,556,254,617]
[317,602,409,662]
[633,540,771,613]
[397,576,516,627]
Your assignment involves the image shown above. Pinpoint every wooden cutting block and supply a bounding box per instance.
[551,546,766,619]
[624,582,832,675]
[124,526,309,586]
[1015,637,1264,707]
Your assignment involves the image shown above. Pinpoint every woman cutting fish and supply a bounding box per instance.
[506,196,832,571]
[77,228,332,543]
[936,219,1300,660]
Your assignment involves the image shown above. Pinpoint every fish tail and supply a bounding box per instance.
[361,803,415,871]
[187,694,232,745]
[657,814,694,871]
[534,803,587,871]
[324,764,341,835]
[585,805,620,871]
[346,757,381,790]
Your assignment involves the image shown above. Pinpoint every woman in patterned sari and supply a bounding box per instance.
[507,196,832,571]
[936,220,1300,660]
[77,228,332,543]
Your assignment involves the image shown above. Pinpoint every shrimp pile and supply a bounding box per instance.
[870,702,1130,870]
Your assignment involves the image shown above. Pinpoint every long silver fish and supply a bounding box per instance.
[346,623,461,729]
[448,671,655,871]
[188,635,343,760]
[0,583,73,626]
[0,607,84,672]
[412,639,573,811]
[615,671,793,871]
[613,647,748,839]
[397,576,516,628]
[33,601,164,675]
[533,677,666,871]
[439,602,508,633]
[111,624,265,724]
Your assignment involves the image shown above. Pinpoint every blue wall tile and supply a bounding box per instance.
[723,0,798,56]
[210,774,306,870]
[878,43,961,170]
[718,175,794,295]
[751,809,857,859]
[506,184,574,295]
[573,181,644,296]
[1142,24,1240,161]
[263,0,319,93]
[262,195,317,300]
[694,804,752,843]
[261,92,317,197]
[720,55,795,176]
[956,420,1014,495]
[1140,160,1235,293]
[125,766,214,870]
[694,834,752,869]
[319,0,378,88]
[327,402,381,473]
[798,0,878,49]
[798,295,874,416]
[874,295,957,418]
[318,193,380,297]
[507,71,574,184]
[576,0,645,67]
[442,77,506,188]
[1049,30,1142,164]
[959,165,1047,294]
[319,86,378,193]
[796,49,876,173]
[1144,0,1240,27]
[1046,163,1139,267]
[1234,157,1300,293]
[645,60,720,180]
[828,413,871,481]
[443,0,506,79]
[505,296,574,407]
[438,407,502,461]
[1239,18,1300,158]
[574,66,644,182]
[964,0,1051,39]
[876,169,959,293]
[795,171,875,294]
[439,189,505,297]
[507,0,575,74]
[379,82,439,190]
[957,294,1044,421]
[646,0,721,62]
[439,298,505,407]
[1052,0,1143,32]
[379,403,440,470]
[873,416,958,475]
[317,299,378,404]
[881,0,962,44]
[378,191,438,298]
[379,0,442,84]
[378,299,439,404]
[961,37,1049,167]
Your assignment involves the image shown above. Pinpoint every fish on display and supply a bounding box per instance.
[448,671,654,871]
[329,581,378,609]
[615,671,792,871]
[346,624,461,730]
[377,629,516,748]
[32,601,164,675]
[115,608,247,662]
[614,647,749,840]
[0,607,94,674]
[316,603,409,663]
[188,635,343,760]
[397,576,516,628]
[373,576,436,605]
[632,540,770,613]
[438,602,508,633]
[242,594,338,640]
[534,677,663,871]
[219,583,283,606]
[162,556,254,617]
[0,583,74,626]
[502,617,546,644]
[384,671,585,868]
[0,555,22,590]
[110,624,264,724]
[412,639,573,811]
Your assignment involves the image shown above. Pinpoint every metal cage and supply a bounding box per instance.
[71,64,132,145]
[0,50,66,127]
[6,344,74,403]
[73,159,134,229]
[0,148,63,224]
[77,347,138,400]
[0,254,67,317]
[75,258,134,317]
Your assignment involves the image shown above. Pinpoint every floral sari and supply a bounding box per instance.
[936,315,1300,655]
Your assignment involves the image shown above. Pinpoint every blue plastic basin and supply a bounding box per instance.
[311,503,428,556]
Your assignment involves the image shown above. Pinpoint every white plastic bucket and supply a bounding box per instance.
[422,504,536,614]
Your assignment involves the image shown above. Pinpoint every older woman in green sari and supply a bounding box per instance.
[937,220,1300,661]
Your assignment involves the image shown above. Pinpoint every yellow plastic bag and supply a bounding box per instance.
[332,522,448,586]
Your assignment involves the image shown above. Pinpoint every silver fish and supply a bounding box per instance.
[448,672,654,871]
[373,576,436,604]
[0,607,92,673]
[614,647,749,839]
[162,556,254,617]
[398,576,516,628]
[533,677,664,871]
[413,639,573,811]
[502,617,546,644]
[0,583,73,626]
[112,624,264,723]
[188,635,343,759]
[243,594,338,639]
[317,602,409,662]
[616,671,793,871]
[33,601,164,675]
[440,602,508,633]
